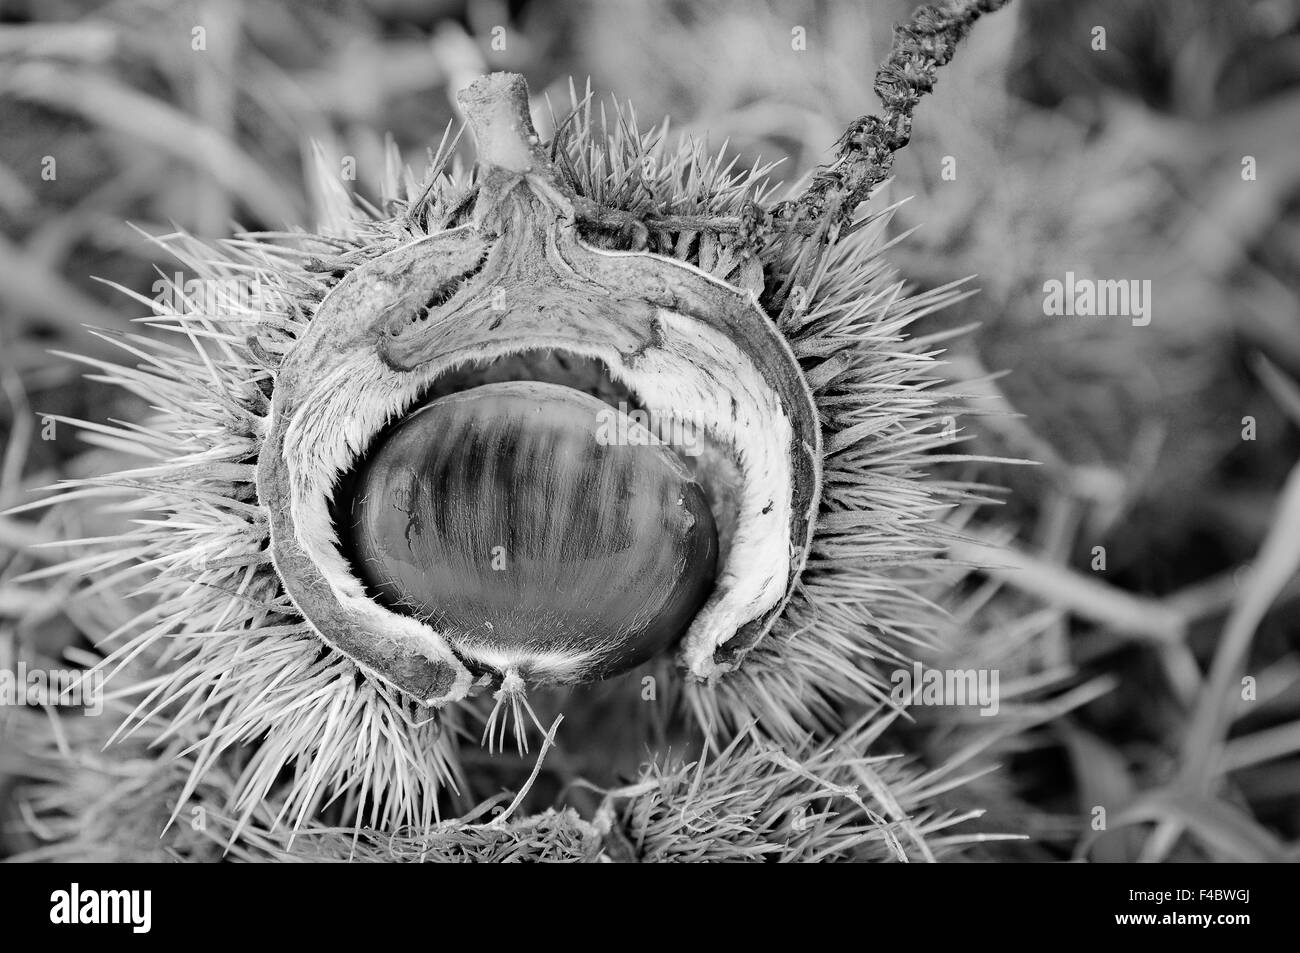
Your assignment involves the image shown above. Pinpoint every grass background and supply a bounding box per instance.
[2,0,1299,861]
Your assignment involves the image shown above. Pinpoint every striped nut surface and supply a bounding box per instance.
[345,380,718,682]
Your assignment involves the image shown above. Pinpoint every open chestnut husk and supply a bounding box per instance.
[257,72,822,705]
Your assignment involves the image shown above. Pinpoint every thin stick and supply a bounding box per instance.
[772,0,1012,234]
[947,535,1187,644]
[491,714,564,827]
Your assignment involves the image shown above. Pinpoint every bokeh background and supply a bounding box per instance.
[2,0,1299,861]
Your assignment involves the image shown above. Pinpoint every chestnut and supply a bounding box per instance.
[344,380,717,683]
